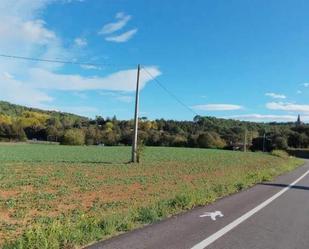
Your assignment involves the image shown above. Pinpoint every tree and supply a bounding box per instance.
[102,130,119,145]
[197,132,226,149]
[10,122,27,141]
[288,132,308,148]
[62,129,85,145]
[172,135,188,147]
[46,126,62,142]
[271,135,288,150]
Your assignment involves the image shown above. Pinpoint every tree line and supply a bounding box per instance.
[1,101,309,150]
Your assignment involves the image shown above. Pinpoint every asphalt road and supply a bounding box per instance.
[86,160,309,249]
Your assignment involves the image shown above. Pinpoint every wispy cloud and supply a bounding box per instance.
[266,102,309,113]
[98,12,131,35]
[98,12,137,43]
[0,72,53,107]
[72,92,87,99]
[80,64,102,70]
[28,66,161,92]
[116,95,133,103]
[302,83,309,87]
[226,114,306,122]
[0,0,66,107]
[2,72,14,80]
[0,2,154,111]
[265,92,286,99]
[99,91,133,103]
[47,105,99,117]
[62,106,99,116]
[74,37,87,47]
[192,104,243,111]
[105,29,138,43]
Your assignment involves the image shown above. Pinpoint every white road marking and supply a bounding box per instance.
[191,169,309,249]
[200,211,224,221]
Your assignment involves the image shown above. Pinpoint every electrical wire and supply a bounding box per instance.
[0,53,199,116]
[141,65,199,116]
[0,53,135,68]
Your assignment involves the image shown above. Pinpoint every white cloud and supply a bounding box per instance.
[266,102,309,113]
[265,92,286,99]
[60,106,99,116]
[42,105,99,117]
[0,0,65,107]
[0,2,154,112]
[62,0,85,3]
[116,95,133,103]
[0,1,52,20]
[2,72,14,80]
[80,64,102,70]
[74,37,87,47]
[98,12,131,35]
[192,104,243,111]
[303,83,309,87]
[28,66,161,92]
[98,12,137,43]
[297,90,302,94]
[0,73,53,107]
[0,1,67,70]
[105,29,138,43]
[99,91,133,103]
[226,114,307,122]
[72,92,87,99]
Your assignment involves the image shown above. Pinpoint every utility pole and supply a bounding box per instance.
[262,133,266,152]
[131,64,141,163]
[244,129,247,152]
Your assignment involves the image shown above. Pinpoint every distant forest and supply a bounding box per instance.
[0,101,308,151]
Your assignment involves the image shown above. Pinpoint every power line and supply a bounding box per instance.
[0,53,135,68]
[0,53,199,116]
[141,66,199,116]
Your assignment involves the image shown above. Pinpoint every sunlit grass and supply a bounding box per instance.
[0,144,303,248]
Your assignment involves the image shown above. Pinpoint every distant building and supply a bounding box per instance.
[296,114,303,126]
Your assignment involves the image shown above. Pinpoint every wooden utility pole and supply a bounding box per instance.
[244,129,247,152]
[131,64,141,163]
[262,133,266,152]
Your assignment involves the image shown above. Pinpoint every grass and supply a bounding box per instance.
[0,143,304,248]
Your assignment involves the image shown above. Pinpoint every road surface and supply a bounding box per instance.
[86,160,309,249]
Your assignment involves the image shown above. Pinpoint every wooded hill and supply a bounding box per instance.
[0,100,308,151]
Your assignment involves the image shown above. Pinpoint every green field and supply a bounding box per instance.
[0,144,303,249]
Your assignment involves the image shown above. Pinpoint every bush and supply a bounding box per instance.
[252,135,288,152]
[172,135,188,147]
[197,132,226,149]
[272,136,288,150]
[62,129,85,145]
[271,150,289,159]
[169,193,193,210]
[136,139,145,163]
[136,207,159,223]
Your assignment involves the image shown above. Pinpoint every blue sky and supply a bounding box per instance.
[1,0,309,122]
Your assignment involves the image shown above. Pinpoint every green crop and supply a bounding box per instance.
[0,143,303,248]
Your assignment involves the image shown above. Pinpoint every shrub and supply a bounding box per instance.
[271,150,289,159]
[136,139,145,163]
[197,132,226,149]
[136,207,159,223]
[272,136,288,150]
[234,182,245,191]
[172,135,188,147]
[169,193,193,210]
[62,129,85,145]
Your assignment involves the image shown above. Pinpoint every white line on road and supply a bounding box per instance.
[191,169,309,249]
